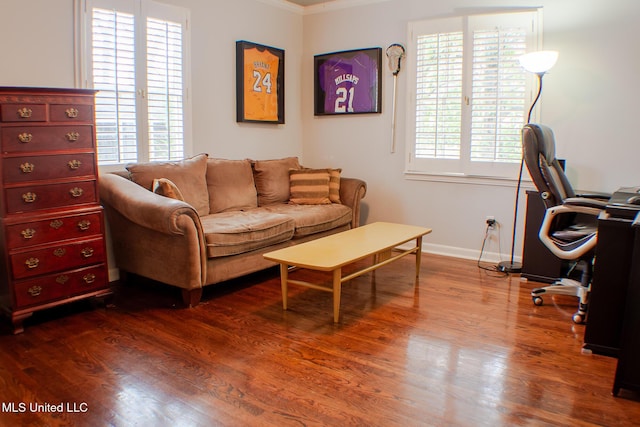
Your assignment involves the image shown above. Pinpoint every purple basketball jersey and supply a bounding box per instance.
[319,53,377,113]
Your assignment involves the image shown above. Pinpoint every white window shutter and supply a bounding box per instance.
[91,8,138,164]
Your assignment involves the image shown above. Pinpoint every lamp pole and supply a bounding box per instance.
[498,50,557,273]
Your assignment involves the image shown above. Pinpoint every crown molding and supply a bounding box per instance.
[254,0,391,16]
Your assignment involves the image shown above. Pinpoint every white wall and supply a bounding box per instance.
[301,0,640,261]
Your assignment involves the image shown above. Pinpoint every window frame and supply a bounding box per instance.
[74,0,192,169]
[405,9,543,183]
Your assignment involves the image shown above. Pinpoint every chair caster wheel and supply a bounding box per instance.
[532,296,543,306]
[572,312,585,324]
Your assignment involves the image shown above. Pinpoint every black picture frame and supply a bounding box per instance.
[314,47,382,116]
[236,40,285,124]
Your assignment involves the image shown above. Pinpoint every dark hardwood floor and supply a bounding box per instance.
[1,253,639,426]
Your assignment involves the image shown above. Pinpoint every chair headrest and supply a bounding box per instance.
[529,124,557,165]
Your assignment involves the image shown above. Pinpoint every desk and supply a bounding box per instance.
[521,191,564,283]
[613,213,640,395]
[583,187,640,357]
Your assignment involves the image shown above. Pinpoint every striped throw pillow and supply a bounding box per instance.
[289,169,331,205]
[329,168,341,203]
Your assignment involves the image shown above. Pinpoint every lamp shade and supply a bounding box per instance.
[519,51,559,74]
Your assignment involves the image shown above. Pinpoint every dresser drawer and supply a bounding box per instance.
[5,179,97,214]
[50,104,94,122]
[5,210,104,250]
[0,103,46,122]
[1,125,94,153]
[10,236,105,280]
[3,153,96,183]
[13,264,108,308]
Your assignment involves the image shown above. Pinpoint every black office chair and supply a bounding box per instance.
[522,124,610,323]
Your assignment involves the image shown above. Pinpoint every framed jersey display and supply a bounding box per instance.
[236,41,285,124]
[314,47,382,116]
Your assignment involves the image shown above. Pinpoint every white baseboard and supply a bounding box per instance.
[397,241,520,264]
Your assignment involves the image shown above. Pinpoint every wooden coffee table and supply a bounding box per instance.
[263,222,432,322]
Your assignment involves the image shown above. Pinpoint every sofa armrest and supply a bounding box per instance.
[99,173,207,291]
[339,177,367,228]
[99,173,201,235]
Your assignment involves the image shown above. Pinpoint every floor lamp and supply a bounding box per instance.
[498,50,559,273]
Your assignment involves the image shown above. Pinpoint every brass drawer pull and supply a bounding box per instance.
[56,275,69,284]
[18,133,33,143]
[17,107,32,118]
[77,220,91,231]
[65,108,79,118]
[53,248,66,257]
[22,192,37,203]
[28,286,42,297]
[20,162,35,173]
[25,257,39,269]
[68,159,82,170]
[69,187,84,198]
[21,228,36,240]
[81,247,94,258]
[65,132,80,142]
[50,219,63,229]
[83,273,96,284]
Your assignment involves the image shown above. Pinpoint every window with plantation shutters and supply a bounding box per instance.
[407,10,541,179]
[79,0,190,165]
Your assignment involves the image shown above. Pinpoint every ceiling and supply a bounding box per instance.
[286,0,332,6]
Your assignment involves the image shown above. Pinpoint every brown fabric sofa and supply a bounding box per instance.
[99,155,367,306]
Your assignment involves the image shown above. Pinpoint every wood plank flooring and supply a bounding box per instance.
[1,253,639,426]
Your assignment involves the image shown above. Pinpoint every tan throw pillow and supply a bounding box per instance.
[289,168,331,205]
[329,168,341,203]
[207,158,257,213]
[252,157,301,206]
[153,178,185,201]
[126,153,210,216]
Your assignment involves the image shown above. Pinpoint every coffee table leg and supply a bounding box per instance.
[280,263,289,310]
[415,236,423,281]
[333,268,342,322]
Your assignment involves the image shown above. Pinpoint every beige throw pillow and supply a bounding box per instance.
[207,158,258,213]
[252,157,301,206]
[126,153,210,216]
[289,168,331,205]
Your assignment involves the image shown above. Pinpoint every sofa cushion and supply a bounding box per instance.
[126,154,210,216]
[200,210,295,258]
[289,168,331,205]
[252,157,300,206]
[207,158,257,213]
[261,203,352,237]
[153,178,185,201]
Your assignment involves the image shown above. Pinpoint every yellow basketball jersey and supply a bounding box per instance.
[244,47,279,121]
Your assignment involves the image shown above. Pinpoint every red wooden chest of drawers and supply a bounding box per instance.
[0,87,111,333]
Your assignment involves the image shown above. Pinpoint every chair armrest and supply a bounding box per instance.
[563,197,609,210]
[339,177,367,228]
[99,173,201,235]
[574,192,612,201]
[539,204,602,259]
